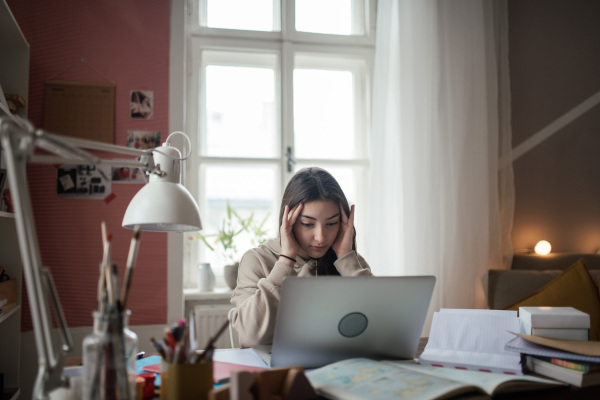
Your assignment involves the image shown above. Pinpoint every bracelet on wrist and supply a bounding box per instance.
[279,254,296,263]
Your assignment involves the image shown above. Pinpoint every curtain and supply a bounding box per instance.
[367,0,514,331]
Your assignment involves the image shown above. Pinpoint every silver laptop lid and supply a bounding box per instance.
[270,275,436,368]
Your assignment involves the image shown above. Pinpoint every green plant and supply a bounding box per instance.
[189,203,270,264]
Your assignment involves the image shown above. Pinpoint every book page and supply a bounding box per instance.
[419,309,522,374]
[306,358,479,400]
[391,361,564,395]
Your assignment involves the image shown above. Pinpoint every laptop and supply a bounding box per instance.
[252,275,436,369]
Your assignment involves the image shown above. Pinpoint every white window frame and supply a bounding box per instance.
[180,0,377,288]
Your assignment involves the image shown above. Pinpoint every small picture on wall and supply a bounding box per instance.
[112,159,148,185]
[126,130,161,150]
[130,90,154,119]
[56,164,112,199]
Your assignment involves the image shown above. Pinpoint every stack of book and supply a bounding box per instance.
[525,355,600,387]
[505,333,600,387]
[519,306,590,340]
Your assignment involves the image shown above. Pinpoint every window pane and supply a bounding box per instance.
[197,165,279,272]
[293,68,355,159]
[204,0,276,31]
[204,58,277,158]
[295,0,365,36]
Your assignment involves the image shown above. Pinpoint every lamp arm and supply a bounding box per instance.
[0,115,154,399]
[0,118,65,399]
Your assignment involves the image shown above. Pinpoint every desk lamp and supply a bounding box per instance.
[0,110,201,399]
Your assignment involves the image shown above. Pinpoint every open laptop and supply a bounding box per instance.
[252,275,436,369]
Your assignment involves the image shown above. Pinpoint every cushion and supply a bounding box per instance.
[505,258,600,340]
[489,270,563,309]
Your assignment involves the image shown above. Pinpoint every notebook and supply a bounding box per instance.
[253,275,436,369]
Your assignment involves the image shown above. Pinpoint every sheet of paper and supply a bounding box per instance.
[505,336,600,363]
[513,332,600,356]
[440,308,517,317]
[213,348,268,367]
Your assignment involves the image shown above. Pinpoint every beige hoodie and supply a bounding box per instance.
[230,237,372,347]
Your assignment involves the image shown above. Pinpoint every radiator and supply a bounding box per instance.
[193,304,238,349]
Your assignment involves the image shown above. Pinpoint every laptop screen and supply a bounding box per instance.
[268,275,436,368]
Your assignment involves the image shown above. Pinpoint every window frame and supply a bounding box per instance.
[182,0,376,288]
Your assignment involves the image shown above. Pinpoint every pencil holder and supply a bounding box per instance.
[82,309,138,400]
[160,361,213,400]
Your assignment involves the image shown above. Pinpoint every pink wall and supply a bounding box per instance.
[8,0,171,329]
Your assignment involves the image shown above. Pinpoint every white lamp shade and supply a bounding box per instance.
[122,181,202,232]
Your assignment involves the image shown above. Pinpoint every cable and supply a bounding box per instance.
[151,131,192,161]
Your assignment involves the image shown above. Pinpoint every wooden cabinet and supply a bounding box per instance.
[0,1,29,398]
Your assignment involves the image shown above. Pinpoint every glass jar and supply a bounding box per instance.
[82,309,138,399]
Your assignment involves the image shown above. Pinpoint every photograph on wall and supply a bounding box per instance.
[130,90,154,119]
[112,159,148,185]
[56,164,112,199]
[126,130,161,150]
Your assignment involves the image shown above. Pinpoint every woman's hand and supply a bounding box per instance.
[279,204,303,265]
[332,203,355,258]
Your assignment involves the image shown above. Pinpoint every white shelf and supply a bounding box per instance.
[0,304,19,324]
[0,2,27,392]
[184,287,232,301]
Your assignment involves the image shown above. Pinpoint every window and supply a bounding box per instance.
[183,0,376,288]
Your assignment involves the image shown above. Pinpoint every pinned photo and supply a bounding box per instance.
[126,130,160,150]
[112,160,148,185]
[57,164,112,199]
[130,90,154,119]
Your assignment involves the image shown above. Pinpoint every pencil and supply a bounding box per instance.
[121,226,141,308]
[196,319,230,363]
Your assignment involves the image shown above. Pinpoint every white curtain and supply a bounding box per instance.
[367,0,514,331]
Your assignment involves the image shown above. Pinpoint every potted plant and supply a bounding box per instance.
[190,202,270,289]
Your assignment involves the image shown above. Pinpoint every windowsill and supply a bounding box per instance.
[184,287,232,301]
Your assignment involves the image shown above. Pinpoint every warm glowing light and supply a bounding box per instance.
[534,240,552,255]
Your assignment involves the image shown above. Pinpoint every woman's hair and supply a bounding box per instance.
[279,167,356,275]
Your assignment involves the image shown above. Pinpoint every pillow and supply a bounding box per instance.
[505,258,600,340]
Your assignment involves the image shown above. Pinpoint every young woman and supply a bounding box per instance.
[230,167,372,347]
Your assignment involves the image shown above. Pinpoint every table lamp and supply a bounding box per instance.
[0,110,201,399]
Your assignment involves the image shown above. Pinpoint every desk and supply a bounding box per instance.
[69,343,599,400]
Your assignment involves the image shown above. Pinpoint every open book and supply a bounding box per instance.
[306,358,565,400]
[418,309,523,374]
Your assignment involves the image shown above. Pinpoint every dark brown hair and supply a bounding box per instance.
[279,167,356,275]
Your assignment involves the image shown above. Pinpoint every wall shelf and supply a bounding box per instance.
[0,1,28,396]
[0,304,20,325]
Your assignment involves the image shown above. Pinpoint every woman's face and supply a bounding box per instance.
[293,199,340,259]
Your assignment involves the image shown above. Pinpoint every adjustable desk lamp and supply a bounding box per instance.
[0,110,202,399]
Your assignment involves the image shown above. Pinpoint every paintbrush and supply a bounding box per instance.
[121,225,141,309]
[97,223,111,312]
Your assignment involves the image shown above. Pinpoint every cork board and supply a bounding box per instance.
[44,81,115,143]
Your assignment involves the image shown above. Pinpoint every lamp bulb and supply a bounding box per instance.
[534,240,552,255]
